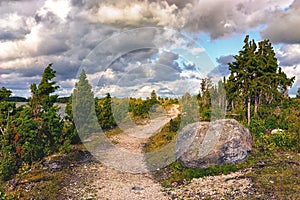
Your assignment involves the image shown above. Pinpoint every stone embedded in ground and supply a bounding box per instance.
[175,119,252,168]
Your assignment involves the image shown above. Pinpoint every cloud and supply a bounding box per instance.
[77,0,295,39]
[156,50,180,72]
[183,0,293,39]
[276,44,300,95]
[261,0,300,44]
[83,0,187,28]
[0,0,298,97]
[189,47,205,55]
[0,0,45,17]
[277,44,300,66]
[207,55,233,78]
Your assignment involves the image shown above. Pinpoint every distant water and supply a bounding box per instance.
[15,102,67,119]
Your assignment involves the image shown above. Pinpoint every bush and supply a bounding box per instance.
[254,130,297,153]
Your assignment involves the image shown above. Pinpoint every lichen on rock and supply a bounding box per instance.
[175,119,252,168]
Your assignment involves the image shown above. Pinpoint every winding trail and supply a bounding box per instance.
[73,105,180,199]
[65,104,255,199]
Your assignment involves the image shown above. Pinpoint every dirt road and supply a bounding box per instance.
[70,105,180,199]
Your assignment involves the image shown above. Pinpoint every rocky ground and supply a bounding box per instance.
[63,159,256,200]
[165,169,256,199]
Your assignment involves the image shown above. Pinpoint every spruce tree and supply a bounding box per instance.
[96,93,117,131]
[0,64,65,180]
[227,35,295,124]
[72,70,99,138]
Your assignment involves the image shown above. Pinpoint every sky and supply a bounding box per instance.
[0,0,300,98]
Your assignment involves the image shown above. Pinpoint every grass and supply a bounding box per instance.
[104,127,123,137]
[244,151,300,199]
[157,162,239,187]
[144,116,181,153]
[153,146,300,198]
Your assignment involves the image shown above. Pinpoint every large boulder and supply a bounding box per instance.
[175,119,252,168]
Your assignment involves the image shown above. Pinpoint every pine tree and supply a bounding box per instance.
[96,93,117,131]
[0,64,65,180]
[0,87,12,101]
[227,35,295,124]
[72,70,99,138]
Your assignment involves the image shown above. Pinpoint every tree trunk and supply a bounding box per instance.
[254,95,258,114]
[247,96,251,125]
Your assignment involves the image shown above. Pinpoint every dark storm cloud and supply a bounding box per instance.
[37,38,69,56]
[216,55,235,66]
[114,63,181,87]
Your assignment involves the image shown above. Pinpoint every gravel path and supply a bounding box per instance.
[68,105,180,199]
[65,105,254,199]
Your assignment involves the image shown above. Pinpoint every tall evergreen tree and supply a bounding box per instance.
[96,93,117,131]
[72,70,98,139]
[227,35,295,124]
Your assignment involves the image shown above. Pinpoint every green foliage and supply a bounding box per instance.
[181,93,199,126]
[253,130,296,153]
[226,35,295,124]
[0,87,12,102]
[56,96,70,103]
[3,96,27,102]
[197,78,226,122]
[72,70,99,139]
[162,161,238,187]
[144,116,181,152]
[110,97,131,124]
[297,88,300,98]
[0,191,12,200]
[63,94,81,144]
[0,64,68,181]
[96,93,117,131]
[128,90,163,121]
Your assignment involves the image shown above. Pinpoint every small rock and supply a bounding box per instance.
[256,161,266,167]
[132,186,144,191]
[49,162,62,170]
[172,182,178,187]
